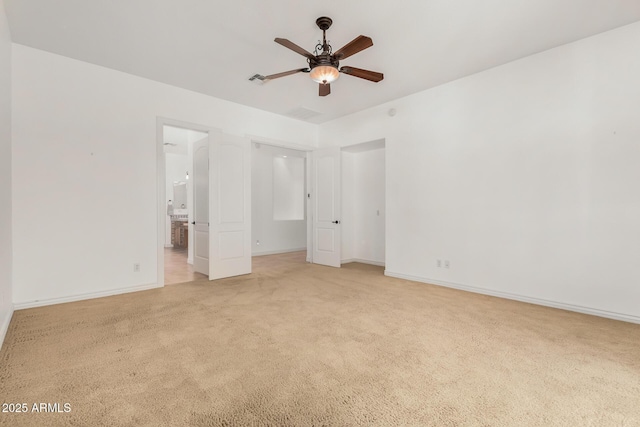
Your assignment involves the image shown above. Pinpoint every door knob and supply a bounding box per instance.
[191,221,195,225]
[332,220,340,224]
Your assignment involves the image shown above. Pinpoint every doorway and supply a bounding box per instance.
[251,142,309,262]
[308,139,386,268]
[340,140,386,267]
[158,119,253,286]
[161,124,208,285]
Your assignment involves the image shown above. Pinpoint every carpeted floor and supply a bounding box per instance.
[1,251,639,426]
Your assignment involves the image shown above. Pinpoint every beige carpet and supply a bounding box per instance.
[1,252,639,426]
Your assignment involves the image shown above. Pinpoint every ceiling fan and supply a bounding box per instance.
[250,17,384,97]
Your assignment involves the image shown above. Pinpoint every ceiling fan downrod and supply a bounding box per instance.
[316,16,333,54]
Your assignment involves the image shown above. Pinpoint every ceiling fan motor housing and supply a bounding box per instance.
[309,52,339,70]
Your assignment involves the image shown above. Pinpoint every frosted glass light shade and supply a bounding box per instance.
[310,65,339,84]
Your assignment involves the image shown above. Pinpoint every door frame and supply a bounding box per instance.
[306,138,387,268]
[339,139,387,268]
[156,117,219,286]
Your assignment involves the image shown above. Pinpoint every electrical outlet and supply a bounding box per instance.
[444,260,450,269]
[133,263,140,272]
[437,259,442,268]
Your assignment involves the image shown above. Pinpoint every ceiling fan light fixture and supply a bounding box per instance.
[260,17,382,96]
[310,65,339,84]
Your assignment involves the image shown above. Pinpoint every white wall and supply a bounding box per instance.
[320,22,640,323]
[11,44,317,307]
[341,147,385,265]
[273,157,305,221]
[252,143,307,255]
[0,0,13,346]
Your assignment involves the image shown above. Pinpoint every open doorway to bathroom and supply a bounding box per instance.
[163,124,208,284]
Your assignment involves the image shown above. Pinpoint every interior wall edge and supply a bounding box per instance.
[384,271,640,325]
[341,259,385,267]
[252,247,307,257]
[247,134,317,151]
[13,283,163,311]
[0,304,14,351]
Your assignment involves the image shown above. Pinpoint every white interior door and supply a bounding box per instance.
[192,136,210,276]
[312,147,341,267]
[209,132,251,279]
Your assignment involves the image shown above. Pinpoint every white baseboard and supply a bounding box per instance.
[342,258,386,267]
[14,283,163,311]
[187,258,193,265]
[384,271,640,325]
[0,304,14,351]
[252,247,307,257]
[164,244,173,248]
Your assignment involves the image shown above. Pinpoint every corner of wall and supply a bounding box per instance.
[0,304,14,351]
[0,0,14,351]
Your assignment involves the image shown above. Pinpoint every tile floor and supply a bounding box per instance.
[165,248,308,285]
[164,247,207,285]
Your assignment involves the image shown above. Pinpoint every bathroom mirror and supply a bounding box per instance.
[173,182,187,209]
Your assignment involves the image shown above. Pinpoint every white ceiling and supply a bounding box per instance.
[5,1,640,123]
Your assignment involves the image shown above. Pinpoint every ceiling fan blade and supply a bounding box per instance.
[340,66,384,82]
[319,83,331,97]
[264,68,309,80]
[274,38,315,60]
[333,35,373,60]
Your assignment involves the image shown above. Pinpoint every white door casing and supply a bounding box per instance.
[209,132,252,279]
[192,136,210,276]
[312,147,341,267]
